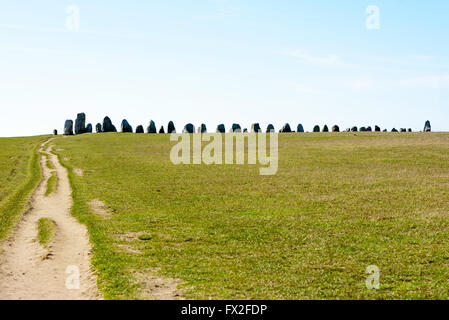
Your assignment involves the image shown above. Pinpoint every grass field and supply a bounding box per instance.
[51,132,449,300]
[0,136,49,241]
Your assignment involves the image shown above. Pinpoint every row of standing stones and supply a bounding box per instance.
[60,113,433,136]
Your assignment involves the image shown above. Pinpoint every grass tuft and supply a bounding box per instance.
[37,218,56,248]
[46,155,55,170]
[45,171,57,197]
[40,152,55,170]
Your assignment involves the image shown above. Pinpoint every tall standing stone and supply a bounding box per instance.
[121,119,133,133]
[424,120,431,132]
[167,121,176,134]
[199,124,207,133]
[147,120,157,133]
[86,123,93,133]
[216,124,225,133]
[251,123,262,133]
[266,124,275,133]
[183,123,195,133]
[280,123,292,133]
[102,117,115,132]
[230,123,242,132]
[64,120,73,135]
[297,124,304,133]
[53,129,58,135]
[74,113,86,134]
[136,125,144,133]
[96,123,102,133]
[216,124,226,133]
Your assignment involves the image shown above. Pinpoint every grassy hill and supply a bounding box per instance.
[51,132,449,299]
[0,136,49,241]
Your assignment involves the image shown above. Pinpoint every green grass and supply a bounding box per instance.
[39,152,55,170]
[47,158,54,170]
[43,153,55,170]
[53,132,449,300]
[45,171,57,197]
[37,218,57,248]
[0,136,50,241]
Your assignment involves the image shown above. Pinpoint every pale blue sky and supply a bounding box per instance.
[1,0,448,136]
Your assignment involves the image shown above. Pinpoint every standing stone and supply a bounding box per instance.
[53,129,58,135]
[64,120,73,135]
[159,126,165,134]
[351,126,358,132]
[313,125,320,132]
[200,124,207,133]
[266,124,275,133]
[392,128,398,132]
[167,121,176,134]
[408,128,412,132]
[217,124,226,133]
[96,123,103,133]
[383,129,387,132]
[74,113,86,134]
[102,117,115,132]
[183,123,195,133]
[251,123,262,133]
[243,128,248,133]
[297,124,304,133]
[345,128,351,132]
[136,125,144,133]
[400,128,407,132]
[366,126,372,132]
[322,125,329,132]
[86,123,93,133]
[147,120,157,133]
[121,119,133,133]
[280,123,292,133]
[360,127,367,132]
[230,123,242,132]
[375,125,381,132]
[332,125,340,132]
[424,120,431,132]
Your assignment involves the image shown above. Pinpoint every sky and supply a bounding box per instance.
[0,0,449,137]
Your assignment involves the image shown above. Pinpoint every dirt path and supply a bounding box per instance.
[0,140,101,300]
